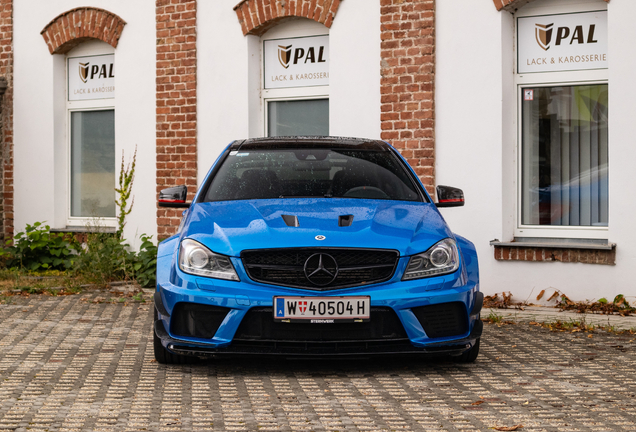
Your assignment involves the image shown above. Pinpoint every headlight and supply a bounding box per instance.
[402,238,459,280]
[178,239,239,281]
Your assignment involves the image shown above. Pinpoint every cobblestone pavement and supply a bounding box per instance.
[1,290,636,432]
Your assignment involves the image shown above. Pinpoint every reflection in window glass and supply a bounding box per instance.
[521,85,608,227]
[70,110,116,217]
[268,99,329,137]
[203,149,420,202]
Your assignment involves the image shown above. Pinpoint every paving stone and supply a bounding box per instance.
[2,291,636,431]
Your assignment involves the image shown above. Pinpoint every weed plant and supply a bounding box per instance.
[0,149,158,291]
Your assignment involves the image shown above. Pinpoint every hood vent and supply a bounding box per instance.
[281,214,299,227]
[338,215,354,227]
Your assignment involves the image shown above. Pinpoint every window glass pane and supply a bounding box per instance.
[521,84,608,227]
[268,99,329,136]
[203,148,421,202]
[71,110,116,217]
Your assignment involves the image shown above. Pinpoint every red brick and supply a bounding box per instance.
[381,0,435,192]
[40,7,126,54]
[156,0,197,237]
[234,0,341,35]
[0,0,10,239]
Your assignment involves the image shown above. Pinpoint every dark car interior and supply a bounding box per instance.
[202,149,422,202]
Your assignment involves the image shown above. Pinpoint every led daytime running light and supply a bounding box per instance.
[178,239,239,281]
[402,238,459,280]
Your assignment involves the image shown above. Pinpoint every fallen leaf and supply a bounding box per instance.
[493,425,523,431]
[471,400,484,405]
[536,290,545,301]
[588,334,593,338]
[547,291,559,301]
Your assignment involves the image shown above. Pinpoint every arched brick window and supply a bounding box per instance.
[40,7,126,55]
[493,0,609,12]
[234,0,341,35]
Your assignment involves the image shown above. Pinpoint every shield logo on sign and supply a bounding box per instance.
[79,62,90,83]
[299,301,307,314]
[535,23,554,51]
[278,45,292,69]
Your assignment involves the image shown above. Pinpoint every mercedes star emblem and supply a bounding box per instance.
[304,253,339,286]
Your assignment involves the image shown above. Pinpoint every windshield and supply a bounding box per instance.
[201,148,422,202]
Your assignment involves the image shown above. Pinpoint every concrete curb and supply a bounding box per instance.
[486,305,636,330]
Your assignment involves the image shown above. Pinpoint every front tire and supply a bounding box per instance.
[455,338,480,363]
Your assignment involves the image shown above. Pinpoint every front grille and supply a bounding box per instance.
[234,307,407,342]
[412,302,468,339]
[170,303,230,339]
[241,248,399,290]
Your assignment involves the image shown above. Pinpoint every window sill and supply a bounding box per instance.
[51,226,116,234]
[490,238,616,265]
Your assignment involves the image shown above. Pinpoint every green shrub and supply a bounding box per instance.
[0,222,78,271]
[70,232,158,288]
[72,232,136,285]
[0,150,158,287]
[134,234,158,288]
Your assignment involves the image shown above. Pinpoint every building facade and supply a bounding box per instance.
[1,0,633,301]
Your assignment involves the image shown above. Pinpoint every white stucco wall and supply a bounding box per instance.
[436,0,632,302]
[329,0,381,139]
[14,1,156,249]
[198,0,381,186]
[197,1,253,185]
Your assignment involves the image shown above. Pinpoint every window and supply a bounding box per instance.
[66,48,116,225]
[514,5,608,239]
[267,99,329,136]
[521,84,608,227]
[261,21,329,137]
[70,110,116,217]
[203,147,421,202]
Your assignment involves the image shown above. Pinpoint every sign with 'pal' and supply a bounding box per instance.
[517,11,607,73]
[264,35,329,89]
[68,54,115,101]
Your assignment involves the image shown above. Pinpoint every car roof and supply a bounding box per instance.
[229,136,391,151]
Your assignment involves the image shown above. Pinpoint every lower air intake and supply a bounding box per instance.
[170,303,230,339]
[412,302,468,339]
[234,307,407,341]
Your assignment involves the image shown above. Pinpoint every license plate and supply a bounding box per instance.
[273,296,370,323]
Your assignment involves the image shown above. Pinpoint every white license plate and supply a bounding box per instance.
[273,296,370,323]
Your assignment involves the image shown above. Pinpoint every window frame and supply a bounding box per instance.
[513,4,609,240]
[66,54,116,228]
[264,94,330,137]
[260,23,330,137]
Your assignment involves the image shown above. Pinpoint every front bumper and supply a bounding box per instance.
[155,265,483,358]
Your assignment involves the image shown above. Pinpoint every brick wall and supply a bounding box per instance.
[40,7,126,55]
[0,0,11,240]
[494,246,616,265]
[234,0,341,36]
[156,0,197,240]
[380,0,436,196]
[493,0,609,12]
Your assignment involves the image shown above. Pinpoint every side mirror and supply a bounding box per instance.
[158,185,191,208]
[435,185,464,208]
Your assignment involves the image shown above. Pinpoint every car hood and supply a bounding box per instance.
[182,199,453,257]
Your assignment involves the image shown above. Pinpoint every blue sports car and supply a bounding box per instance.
[154,137,482,363]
